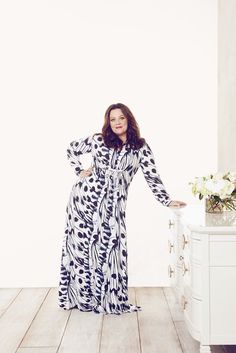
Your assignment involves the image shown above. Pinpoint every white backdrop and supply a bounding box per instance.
[0,0,217,287]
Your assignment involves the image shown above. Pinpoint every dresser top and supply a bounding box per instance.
[169,204,236,233]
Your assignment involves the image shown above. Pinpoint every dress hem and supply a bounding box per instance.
[58,302,142,315]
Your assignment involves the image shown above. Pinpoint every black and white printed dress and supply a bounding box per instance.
[58,133,172,315]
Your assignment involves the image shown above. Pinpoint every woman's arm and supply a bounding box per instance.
[66,134,94,176]
[140,142,172,207]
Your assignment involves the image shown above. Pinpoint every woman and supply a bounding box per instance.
[58,102,186,315]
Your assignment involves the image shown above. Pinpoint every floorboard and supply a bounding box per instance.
[0,287,230,353]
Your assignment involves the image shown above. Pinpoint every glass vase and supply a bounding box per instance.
[205,197,223,213]
[205,196,236,213]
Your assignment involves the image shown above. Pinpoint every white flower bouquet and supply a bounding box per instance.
[189,171,236,212]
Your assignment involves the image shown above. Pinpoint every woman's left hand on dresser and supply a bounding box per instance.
[168,200,187,208]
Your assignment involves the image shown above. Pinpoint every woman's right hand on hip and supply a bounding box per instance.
[79,166,93,178]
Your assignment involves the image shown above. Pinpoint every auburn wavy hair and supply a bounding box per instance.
[101,103,146,150]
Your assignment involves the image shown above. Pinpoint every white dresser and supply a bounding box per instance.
[167,204,236,353]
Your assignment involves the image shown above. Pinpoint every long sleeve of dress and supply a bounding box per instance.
[66,134,94,176]
[140,142,172,207]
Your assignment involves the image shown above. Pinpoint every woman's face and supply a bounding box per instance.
[109,108,128,137]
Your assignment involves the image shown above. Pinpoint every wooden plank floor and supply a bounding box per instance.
[0,287,229,353]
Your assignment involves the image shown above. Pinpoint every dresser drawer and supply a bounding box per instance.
[182,287,201,333]
[190,262,202,299]
[190,238,202,263]
[179,257,202,299]
[210,241,236,266]
[180,225,202,263]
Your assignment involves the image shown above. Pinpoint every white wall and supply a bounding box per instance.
[0,0,217,287]
[218,0,236,172]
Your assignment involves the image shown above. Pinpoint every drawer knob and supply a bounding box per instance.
[168,239,174,253]
[168,265,175,278]
[179,255,184,261]
[182,261,189,276]
[181,295,188,310]
[182,233,188,249]
[168,219,175,229]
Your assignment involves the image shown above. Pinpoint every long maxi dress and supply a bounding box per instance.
[58,133,172,315]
